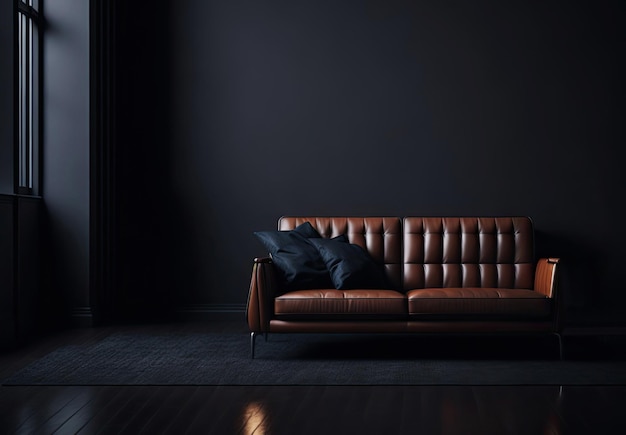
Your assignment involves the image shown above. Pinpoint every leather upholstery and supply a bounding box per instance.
[275,289,407,319]
[403,217,534,291]
[534,258,560,298]
[269,320,409,333]
[246,257,276,332]
[279,217,403,290]
[404,321,554,333]
[268,320,554,333]
[247,216,561,335]
[407,288,551,318]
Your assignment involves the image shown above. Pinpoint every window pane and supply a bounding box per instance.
[19,14,28,188]
[31,22,39,190]
[18,12,35,190]
[20,0,38,11]
[17,3,40,193]
[28,16,34,188]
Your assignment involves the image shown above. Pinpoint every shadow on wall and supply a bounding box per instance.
[166,190,222,310]
[534,230,619,325]
[39,203,82,328]
[111,0,177,321]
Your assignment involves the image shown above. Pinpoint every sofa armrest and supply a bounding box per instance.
[534,257,562,332]
[534,258,560,298]
[246,257,278,332]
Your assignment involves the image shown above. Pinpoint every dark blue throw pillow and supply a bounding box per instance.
[308,236,390,290]
[253,222,333,292]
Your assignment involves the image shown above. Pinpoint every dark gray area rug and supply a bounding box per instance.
[3,332,626,386]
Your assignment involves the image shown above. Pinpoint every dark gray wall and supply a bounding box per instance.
[0,196,15,346]
[0,1,14,193]
[42,0,91,323]
[1,5,16,343]
[114,0,625,324]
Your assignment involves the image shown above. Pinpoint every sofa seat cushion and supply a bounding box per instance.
[407,288,551,318]
[275,289,407,320]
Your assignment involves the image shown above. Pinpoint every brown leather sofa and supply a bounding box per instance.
[247,217,561,358]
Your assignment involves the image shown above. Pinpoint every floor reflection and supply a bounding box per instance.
[242,400,269,435]
[236,385,566,434]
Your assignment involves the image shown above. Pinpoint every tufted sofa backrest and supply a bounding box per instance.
[403,217,535,291]
[278,217,403,290]
[277,216,535,293]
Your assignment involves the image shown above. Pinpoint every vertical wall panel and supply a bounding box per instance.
[16,196,41,339]
[0,196,16,347]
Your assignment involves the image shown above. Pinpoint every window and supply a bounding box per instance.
[17,0,41,194]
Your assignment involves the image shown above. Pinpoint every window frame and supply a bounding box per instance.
[16,0,42,196]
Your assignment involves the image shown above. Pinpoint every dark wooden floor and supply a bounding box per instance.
[1,320,625,434]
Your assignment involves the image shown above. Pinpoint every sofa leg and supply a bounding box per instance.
[554,332,563,360]
[250,332,257,359]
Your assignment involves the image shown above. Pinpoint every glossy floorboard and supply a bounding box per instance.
[1,321,625,434]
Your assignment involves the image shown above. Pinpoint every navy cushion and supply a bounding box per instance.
[254,222,333,292]
[308,236,390,290]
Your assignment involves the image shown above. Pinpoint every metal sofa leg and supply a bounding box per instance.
[554,332,563,360]
[250,332,257,359]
